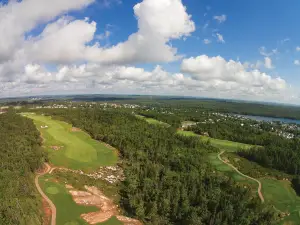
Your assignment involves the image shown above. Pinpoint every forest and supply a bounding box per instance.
[188,118,280,146]
[238,138,300,176]
[32,108,277,225]
[0,110,46,225]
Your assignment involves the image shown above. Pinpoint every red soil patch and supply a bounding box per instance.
[42,198,52,225]
[69,186,142,225]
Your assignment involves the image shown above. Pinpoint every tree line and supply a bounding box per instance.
[0,110,46,225]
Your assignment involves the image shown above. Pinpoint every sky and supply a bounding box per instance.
[0,0,300,104]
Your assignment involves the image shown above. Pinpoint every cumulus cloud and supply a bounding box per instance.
[296,47,300,52]
[0,0,294,103]
[0,0,94,61]
[294,60,300,65]
[214,15,227,23]
[22,0,195,65]
[180,55,286,91]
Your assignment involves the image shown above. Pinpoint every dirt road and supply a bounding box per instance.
[218,151,265,203]
[35,163,56,225]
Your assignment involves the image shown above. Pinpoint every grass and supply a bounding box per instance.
[260,179,300,225]
[135,114,170,127]
[39,174,122,225]
[22,113,118,171]
[177,130,252,152]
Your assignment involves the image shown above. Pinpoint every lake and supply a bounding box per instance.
[239,114,300,125]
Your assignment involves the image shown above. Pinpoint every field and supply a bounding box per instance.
[23,113,118,171]
[135,115,170,127]
[177,130,252,152]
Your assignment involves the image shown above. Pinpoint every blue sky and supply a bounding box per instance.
[76,0,300,84]
[0,0,299,103]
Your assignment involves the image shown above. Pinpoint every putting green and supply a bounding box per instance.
[23,113,118,171]
[46,186,59,195]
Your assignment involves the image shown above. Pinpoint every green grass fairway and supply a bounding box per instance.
[23,113,118,171]
[260,178,300,225]
[135,115,170,127]
[40,175,122,225]
[177,130,252,152]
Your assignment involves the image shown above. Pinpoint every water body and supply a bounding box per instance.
[238,114,300,125]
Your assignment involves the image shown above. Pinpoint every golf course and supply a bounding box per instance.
[177,130,300,225]
[23,113,118,171]
[22,113,129,225]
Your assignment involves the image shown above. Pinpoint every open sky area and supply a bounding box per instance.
[1,0,300,104]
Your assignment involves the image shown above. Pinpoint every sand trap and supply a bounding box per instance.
[50,146,63,151]
[70,127,81,132]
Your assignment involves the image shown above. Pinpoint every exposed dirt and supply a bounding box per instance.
[69,185,142,225]
[71,127,81,132]
[65,184,74,189]
[50,146,63,151]
[42,198,52,225]
[116,215,142,225]
[35,163,56,225]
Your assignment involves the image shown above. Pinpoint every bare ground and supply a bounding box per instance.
[69,185,142,225]
[42,198,52,225]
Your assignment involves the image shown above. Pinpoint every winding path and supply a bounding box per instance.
[217,151,265,203]
[35,163,56,225]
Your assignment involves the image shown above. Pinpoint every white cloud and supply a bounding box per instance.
[180,55,286,91]
[0,0,295,103]
[264,57,273,69]
[22,0,195,65]
[0,0,94,62]
[214,14,227,23]
[296,47,300,52]
[259,46,278,57]
[216,33,225,43]
[294,60,300,65]
[203,39,211,44]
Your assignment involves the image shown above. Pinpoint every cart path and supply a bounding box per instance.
[218,151,265,203]
[35,163,56,225]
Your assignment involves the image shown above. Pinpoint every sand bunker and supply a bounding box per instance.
[50,146,63,151]
[71,127,81,132]
[69,185,141,225]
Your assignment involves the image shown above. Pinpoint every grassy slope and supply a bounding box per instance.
[23,113,118,171]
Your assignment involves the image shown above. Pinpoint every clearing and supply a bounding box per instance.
[23,113,118,171]
[135,115,170,127]
[177,130,252,151]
